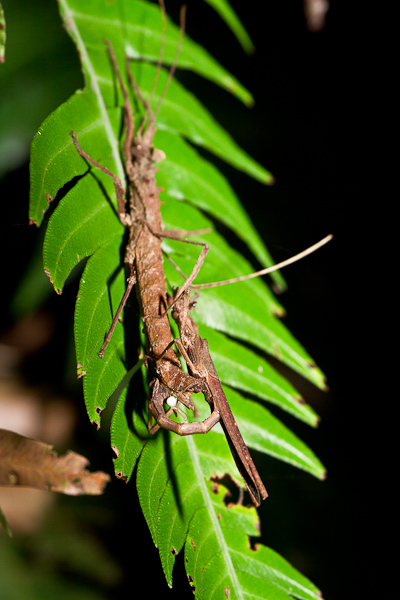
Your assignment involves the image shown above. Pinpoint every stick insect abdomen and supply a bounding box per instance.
[171,291,268,506]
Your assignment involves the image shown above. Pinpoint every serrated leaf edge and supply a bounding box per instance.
[184,435,243,597]
[58,0,124,182]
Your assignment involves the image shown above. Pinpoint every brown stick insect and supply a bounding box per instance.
[148,235,332,506]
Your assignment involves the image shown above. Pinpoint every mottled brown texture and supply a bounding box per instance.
[124,122,201,409]
[0,429,110,495]
[171,291,268,507]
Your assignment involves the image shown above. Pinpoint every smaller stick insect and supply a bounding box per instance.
[149,289,268,506]
[148,235,332,506]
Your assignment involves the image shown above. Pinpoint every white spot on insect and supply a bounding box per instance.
[166,396,178,408]
[257,365,263,374]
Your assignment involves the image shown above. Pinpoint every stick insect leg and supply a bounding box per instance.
[142,223,210,318]
[165,243,208,316]
[172,337,198,376]
[149,381,220,436]
[147,379,179,434]
[98,264,137,358]
[147,334,221,435]
[70,131,127,218]
[148,391,193,435]
[152,410,220,436]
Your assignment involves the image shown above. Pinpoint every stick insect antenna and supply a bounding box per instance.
[136,0,168,137]
[158,234,332,320]
[147,0,168,113]
[192,234,333,290]
[153,4,187,119]
[125,2,186,138]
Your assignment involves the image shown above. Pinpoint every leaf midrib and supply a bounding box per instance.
[59,0,125,183]
[186,435,243,599]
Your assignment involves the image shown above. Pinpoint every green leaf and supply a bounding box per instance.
[29,90,123,227]
[132,63,273,185]
[29,0,326,595]
[59,0,253,104]
[155,129,283,287]
[43,169,122,294]
[30,0,271,225]
[74,236,126,425]
[0,504,12,538]
[195,289,326,389]
[204,0,255,54]
[186,491,321,600]
[199,325,319,426]
[135,418,322,598]
[220,387,325,479]
[111,386,148,481]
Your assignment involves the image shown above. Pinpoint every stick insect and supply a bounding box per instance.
[150,288,267,506]
[148,235,332,506]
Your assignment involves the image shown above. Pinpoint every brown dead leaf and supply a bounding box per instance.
[0,429,110,495]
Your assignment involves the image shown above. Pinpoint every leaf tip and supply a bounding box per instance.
[91,407,103,429]
[44,269,61,294]
[115,470,128,483]
[273,305,286,317]
[265,173,275,185]
[245,96,255,108]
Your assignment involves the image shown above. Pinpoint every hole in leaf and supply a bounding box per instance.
[210,473,244,506]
